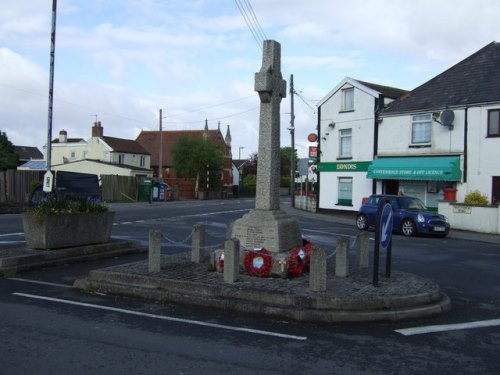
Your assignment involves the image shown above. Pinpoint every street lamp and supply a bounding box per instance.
[238,146,245,160]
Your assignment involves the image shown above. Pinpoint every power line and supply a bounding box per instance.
[242,0,267,41]
[234,0,264,49]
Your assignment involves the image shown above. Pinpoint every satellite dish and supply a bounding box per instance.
[440,109,455,128]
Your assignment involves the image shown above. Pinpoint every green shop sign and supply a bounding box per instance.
[317,161,370,172]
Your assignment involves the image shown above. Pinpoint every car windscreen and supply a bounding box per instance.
[399,197,427,210]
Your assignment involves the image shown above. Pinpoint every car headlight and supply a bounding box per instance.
[417,213,425,223]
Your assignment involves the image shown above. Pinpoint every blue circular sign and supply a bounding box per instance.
[380,203,393,249]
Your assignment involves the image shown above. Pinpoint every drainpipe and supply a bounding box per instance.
[373,95,384,194]
[463,107,468,183]
[316,106,321,211]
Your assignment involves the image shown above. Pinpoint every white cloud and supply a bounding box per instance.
[1,0,499,158]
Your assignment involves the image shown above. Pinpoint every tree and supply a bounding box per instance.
[171,135,224,194]
[242,147,297,178]
[0,130,19,170]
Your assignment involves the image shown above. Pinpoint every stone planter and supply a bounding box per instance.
[22,212,115,250]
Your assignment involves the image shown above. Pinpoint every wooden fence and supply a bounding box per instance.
[0,170,44,203]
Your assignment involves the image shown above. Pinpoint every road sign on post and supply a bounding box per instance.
[373,198,393,286]
[43,171,54,193]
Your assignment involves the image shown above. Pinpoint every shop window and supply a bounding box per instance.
[411,114,432,145]
[488,109,500,137]
[337,177,353,205]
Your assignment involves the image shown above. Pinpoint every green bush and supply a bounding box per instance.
[463,190,489,205]
[243,174,257,188]
[280,176,290,188]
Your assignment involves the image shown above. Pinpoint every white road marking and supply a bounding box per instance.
[0,232,24,237]
[13,292,307,341]
[8,278,72,289]
[396,319,500,336]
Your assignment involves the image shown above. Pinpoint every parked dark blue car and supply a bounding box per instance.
[356,194,450,237]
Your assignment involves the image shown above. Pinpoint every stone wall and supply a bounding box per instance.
[438,201,500,234]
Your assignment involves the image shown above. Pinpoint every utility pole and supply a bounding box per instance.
[44,0,57,192]
[159,109,163,181]
[289,74,296,207]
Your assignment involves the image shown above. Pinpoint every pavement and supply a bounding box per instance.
[2,207,500,323]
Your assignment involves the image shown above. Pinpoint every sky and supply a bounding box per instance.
[1,0,499,160]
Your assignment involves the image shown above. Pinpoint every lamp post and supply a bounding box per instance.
[44,0,57,193]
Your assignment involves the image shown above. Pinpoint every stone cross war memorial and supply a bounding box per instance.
[230,40,302,253]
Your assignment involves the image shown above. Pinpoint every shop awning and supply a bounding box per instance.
[367,156,461,181]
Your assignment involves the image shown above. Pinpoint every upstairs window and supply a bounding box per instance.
[339,128,352,158]
[118,154,125,164]
[411,114,432,145]
[70,151,76,160]
[140,155,146,168]
[488,109,500,137]
[341,87,354,111]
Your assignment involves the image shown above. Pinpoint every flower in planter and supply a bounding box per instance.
[27,195,108,219]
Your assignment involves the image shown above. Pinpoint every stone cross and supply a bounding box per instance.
[229,40,302,253]
[254,40,286,211]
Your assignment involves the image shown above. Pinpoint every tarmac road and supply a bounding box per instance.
[0,198,499,374]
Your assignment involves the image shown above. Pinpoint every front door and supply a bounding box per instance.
[492,177,500,205]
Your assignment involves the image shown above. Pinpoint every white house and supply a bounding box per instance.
[316,78,409,211]
[48,122,152,178]
[375,42,500,209]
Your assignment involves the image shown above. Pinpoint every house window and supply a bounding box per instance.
[70,151,76,160]
[339,129,352,158]
[411,114,432,144]
[341,87,354,111]
[118,154,125,164]
[488,109,500,137]
[140,156,145,168]
[83,151,88,159]
[338,177,353,205]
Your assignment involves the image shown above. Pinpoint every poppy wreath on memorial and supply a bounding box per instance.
[218,252,224,271]
[302,237,313,270]
[244,248,273,277]
[288,246,306,277]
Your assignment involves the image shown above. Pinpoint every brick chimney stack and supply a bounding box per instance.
[92,121,103,137]
[59,129,67,143]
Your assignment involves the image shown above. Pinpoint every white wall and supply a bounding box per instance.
[464,105,500,202]
[318,80,378,211]
[379,110,465,156]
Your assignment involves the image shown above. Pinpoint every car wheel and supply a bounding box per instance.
[356,214,369,230]
[401,219,416,237]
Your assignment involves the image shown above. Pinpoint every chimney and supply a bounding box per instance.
[92,121,103,138]
[59,129,67,143]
